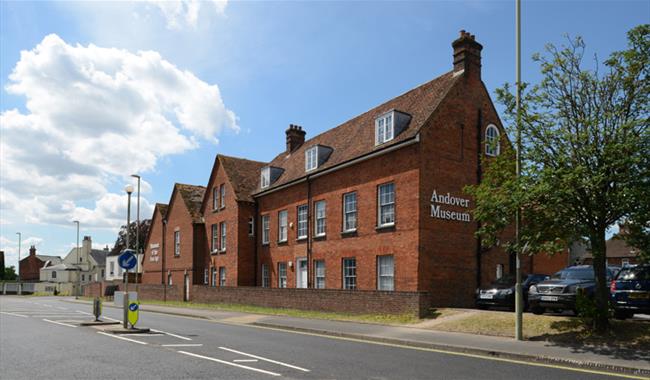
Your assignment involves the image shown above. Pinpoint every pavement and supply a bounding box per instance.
[68,298,650,376]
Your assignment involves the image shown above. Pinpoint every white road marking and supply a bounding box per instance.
[56,306,68,310]
[219,346,310,372]
[43,319,77,328]
[177,351,281,377]
[150,329,192,341]
[97,332,147,345]
[29,315,84,318]
[76,310,93,315]
[233,359,259,363]
[0,311,28,318]
[102,316,121,322]
[161,344,203,347]
[124,333,165,337]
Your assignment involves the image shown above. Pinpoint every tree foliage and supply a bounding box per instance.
[110,219,152,256]
[465,25,649,332]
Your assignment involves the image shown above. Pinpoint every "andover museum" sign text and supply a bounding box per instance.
[430,190,471,222]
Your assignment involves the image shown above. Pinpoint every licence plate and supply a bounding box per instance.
[541,296,559,302]
[479,294,493,299]
[629,292,650,299]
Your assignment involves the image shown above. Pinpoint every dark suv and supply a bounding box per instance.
[528,265,617,315]
[476,274,549,310]
[610,264,650,320]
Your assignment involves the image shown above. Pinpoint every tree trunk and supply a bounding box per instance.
[590,231,610,333]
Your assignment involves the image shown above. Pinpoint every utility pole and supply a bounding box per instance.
[131,174,141,289]
[73,221,80,299]
[16,232,21,283]
[124,184,134,329]
[514,0,524,341]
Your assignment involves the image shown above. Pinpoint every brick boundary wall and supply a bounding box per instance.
[82,282,430,317]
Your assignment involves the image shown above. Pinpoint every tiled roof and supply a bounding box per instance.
[605,238,638,258]
[176,183,206,223]
[254,71,460,194]
[156,203,169,218]
[89,249,109,266]
[35,255,62,263]
[219,155,267,203]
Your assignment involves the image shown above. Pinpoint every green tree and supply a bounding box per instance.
[110,219,152,256]
[4,266,18,281]
[466,25,649,332]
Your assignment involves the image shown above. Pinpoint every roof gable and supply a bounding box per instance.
[254,71,460,193]
[169,183,205,224]
[201,154,267,211]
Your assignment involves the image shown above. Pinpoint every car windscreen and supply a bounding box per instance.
[617,266,650,281]
[551,268,594,280]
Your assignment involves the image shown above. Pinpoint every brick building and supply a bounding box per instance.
[141,31,547,308]
[142,184,206,299]
[19,246,61,281]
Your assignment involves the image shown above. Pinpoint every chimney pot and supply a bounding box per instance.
[286,124,306,153]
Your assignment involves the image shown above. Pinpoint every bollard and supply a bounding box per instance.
[93,297,102,322]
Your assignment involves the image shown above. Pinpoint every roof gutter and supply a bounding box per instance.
[254,133,420,198]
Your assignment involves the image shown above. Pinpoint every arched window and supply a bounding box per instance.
[485,124,500,156]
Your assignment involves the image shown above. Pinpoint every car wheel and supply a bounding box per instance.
[531,306,544,315]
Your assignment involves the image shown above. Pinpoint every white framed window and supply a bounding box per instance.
[211,224,218,253]
[278,263,287,288]
[278,210,288,242]
[219,267,226,286]
[110,261,115,275]
[211,267,217,287]
[82,274,85,282]
[305,146,318,171]
[375,111,394,145]
[262,264,270,288]
[204,269,209,284]
[343,192,357,232]
[52,271,57,279]
[248,217,254,236]
[314,260,326,289]
[174,231,181,256]
[261,215,270,244]
[315,200,326,236]
[485,124,500,156]
[343,258,357,290]
[378,183,395,226]
[261,167,270,188]
[212,187,219,210]
[377,255,394,291]
[220,222,227,251]
[297,205,308,239]
[220,183,226,208]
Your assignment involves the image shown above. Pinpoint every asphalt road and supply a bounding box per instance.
[0,296,639,380]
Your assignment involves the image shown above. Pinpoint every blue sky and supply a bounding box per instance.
[1,0,648,268]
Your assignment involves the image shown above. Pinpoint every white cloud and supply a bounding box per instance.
[0,235,44,269]
[1,34,237,229]
[149,0,228,30]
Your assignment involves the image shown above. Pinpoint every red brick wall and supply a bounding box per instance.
[19,255,45,281]
[142,208,165,284]
[532,251,569,275]
[257,146,421,292]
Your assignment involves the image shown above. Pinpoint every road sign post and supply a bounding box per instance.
[128,301,139,327]
[118,249,137,328]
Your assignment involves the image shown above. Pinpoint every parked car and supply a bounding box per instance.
[610,264,650,320]
[476,273,549,310]
[528,265,617,315]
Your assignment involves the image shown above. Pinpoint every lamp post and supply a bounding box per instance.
[514,0,524,341]
[73,221,80,299]
[131,174,141,289]
[124,184,134,329]
[16,232,21,283]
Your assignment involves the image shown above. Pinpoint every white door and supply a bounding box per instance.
[297,259,308,288]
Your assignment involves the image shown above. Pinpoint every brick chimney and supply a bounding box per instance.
[29,246,36,256]
[286,124,306,153]
[452,30,483,79]
[82,236,92,253]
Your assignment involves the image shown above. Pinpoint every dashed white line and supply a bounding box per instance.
[150,329,192,341]
[97,331,147,345]
[161,344,203,347]
[125,333,165,337]
[218,346,310,372]
[233,359,259,363]
[0,311,28,318]
[177,351,281,377]
[76,310,93,315]
[43,319,77,328]
[56,306,68,310]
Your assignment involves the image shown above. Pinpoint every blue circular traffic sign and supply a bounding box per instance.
[129,303,139,312]
[118,250,137,270]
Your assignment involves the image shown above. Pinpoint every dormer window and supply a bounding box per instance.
[305,146,318,171]
[260,167,270,188]
[375,112,394,145]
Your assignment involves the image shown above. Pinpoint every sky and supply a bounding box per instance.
[1,0,648,269]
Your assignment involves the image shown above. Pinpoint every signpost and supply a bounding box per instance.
[118,249,137,328]
[127,301,139,327]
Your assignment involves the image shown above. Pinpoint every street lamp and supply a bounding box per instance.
[131,174,141,289]
[514,0,524,341]
[16,232,21,283]
[123,184,134,328]
[73,221,80,298]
